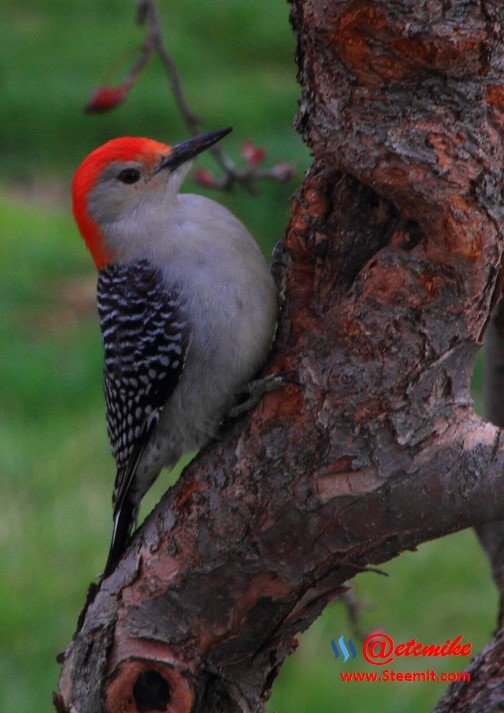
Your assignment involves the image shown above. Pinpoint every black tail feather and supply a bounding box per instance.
[102,497,136,579]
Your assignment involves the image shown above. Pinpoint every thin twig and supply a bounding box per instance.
[341,588,369,641]
[133,0,296,193]
[123,46,152,90]
[141,0,202,134]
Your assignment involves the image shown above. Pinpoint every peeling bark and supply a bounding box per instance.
[57,2,504,711]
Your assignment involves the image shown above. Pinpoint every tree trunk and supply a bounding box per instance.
[56,1,504,711]
[478,298,504,628]
[432,629,504,712]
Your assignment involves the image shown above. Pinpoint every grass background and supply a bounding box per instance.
[0,1,497,711]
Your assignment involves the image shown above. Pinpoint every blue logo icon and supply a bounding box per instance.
[331,635,357,662]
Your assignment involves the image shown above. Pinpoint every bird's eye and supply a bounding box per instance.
[117,168,141,184]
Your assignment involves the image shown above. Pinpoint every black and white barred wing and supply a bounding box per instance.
[97,259,188,507]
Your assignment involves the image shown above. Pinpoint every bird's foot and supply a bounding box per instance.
[229,371,298,418]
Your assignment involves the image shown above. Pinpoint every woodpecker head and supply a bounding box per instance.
[72,128,231,268]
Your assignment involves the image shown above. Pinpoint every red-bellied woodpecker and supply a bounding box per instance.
[72,129,277,577]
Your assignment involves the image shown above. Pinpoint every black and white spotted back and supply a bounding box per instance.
[97,259,188,475]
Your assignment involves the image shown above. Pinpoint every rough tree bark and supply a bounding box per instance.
[56,2,504,712]
[433,298,504,712]
[478,298,504,629]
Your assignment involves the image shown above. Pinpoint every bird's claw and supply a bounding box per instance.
[229,371,298,418]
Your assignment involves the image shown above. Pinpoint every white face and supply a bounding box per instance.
[86,157,193,261]
[87,158,192,226]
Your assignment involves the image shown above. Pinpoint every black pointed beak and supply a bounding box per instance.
[157,127,232,172]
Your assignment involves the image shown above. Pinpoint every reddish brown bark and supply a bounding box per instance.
[57,2,504,711]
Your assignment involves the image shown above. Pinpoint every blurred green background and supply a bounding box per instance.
[0,1,496,712]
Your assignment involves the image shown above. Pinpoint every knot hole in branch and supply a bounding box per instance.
[133,670,171,712]
[310,172,424,290]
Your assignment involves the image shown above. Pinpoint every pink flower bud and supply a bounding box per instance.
[242,140,267,166]
[85,85,128,113]
[194,169,216,187]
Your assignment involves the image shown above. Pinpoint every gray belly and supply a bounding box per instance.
[134,279,276,493]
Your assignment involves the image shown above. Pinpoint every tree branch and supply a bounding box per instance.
[57,1,504,711]
[477,297,504,628]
